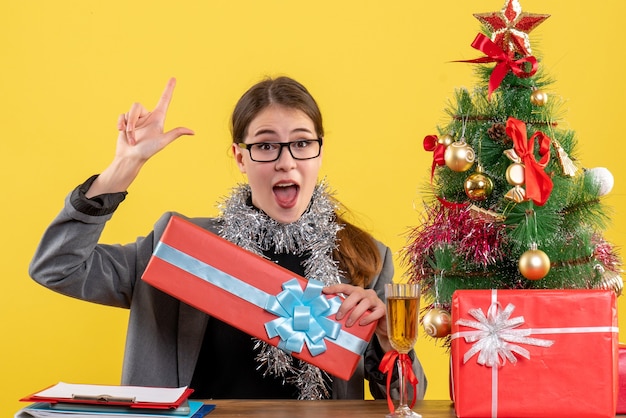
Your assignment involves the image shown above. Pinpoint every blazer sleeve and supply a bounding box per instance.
[28,185,154,309]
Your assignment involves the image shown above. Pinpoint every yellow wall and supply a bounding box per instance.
[3,1,625,415]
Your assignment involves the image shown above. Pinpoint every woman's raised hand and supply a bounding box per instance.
[116,78,194,160]
[86,78,194,197]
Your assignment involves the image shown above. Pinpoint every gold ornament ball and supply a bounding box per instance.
[530,89,548,106]
[438,134,454,147]
[422,307,452,338]
[464,172,494,200]
[519,249,551,280]
[444,141,475,172]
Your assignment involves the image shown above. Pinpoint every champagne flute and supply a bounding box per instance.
[385,283,421,418]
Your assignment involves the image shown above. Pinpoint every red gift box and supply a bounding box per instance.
[617,344,626,414]
[142,215,376,381]
[450,289,618,418]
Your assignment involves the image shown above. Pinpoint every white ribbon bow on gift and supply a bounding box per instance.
[456,302,555,367]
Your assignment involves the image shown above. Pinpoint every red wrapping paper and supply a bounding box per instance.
[451,289,618,418]
[141,215,376,381]
[617,344,626,414]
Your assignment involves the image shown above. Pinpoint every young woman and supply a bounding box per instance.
[29,77,427,400]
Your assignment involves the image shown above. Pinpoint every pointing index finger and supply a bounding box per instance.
[155,77,177,113]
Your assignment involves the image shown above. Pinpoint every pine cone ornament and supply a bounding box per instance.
[487,122,510,145]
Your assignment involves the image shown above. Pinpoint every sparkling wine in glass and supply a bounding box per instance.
[385,283,421,418]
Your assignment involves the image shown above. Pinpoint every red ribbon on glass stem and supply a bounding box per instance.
[457,33,538,99]
[506,117,553,206]
[379,350,418,413]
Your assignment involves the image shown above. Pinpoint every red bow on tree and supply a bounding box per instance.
[423,134,446,180]
[506,117,553,206]
[458,33,538,99]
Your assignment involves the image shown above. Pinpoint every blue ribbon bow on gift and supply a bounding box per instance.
[264,278,342,356]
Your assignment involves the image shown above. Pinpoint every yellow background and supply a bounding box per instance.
[2,1,625,415]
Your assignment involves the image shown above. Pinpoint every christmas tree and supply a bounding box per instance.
[403,0,623,340]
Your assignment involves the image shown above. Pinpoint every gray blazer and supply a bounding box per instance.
[29,192,427,400]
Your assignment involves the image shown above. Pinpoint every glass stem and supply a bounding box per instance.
[397,357,408,410]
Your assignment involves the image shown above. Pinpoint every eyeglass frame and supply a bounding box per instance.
[237,138,323,162]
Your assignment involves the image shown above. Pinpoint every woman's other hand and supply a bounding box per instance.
[323,283,392,352]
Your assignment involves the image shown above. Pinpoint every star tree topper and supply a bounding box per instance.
[474,0,550,57]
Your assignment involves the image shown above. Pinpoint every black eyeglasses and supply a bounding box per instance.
[238,138,323,162]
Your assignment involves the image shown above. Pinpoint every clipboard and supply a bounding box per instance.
[20,382,194,410]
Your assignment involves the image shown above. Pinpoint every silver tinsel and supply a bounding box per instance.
[217,180,343,400]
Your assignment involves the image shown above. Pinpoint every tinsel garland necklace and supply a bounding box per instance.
[217,181,344,400]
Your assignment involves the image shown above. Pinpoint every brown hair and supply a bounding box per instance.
[333,214,383,288]
[231,76,323,143]
[230,76,382,287]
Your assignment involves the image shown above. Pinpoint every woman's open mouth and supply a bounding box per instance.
[273,183,300,208]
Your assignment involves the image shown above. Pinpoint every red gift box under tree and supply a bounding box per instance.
[450,289,618,418]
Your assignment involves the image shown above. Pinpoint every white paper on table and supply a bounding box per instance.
[32,382,188,403]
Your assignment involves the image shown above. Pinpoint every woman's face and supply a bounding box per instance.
[232,105,323,224]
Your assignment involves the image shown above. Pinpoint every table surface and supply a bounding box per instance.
[204,399,626,417]
[204,399,455,417]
